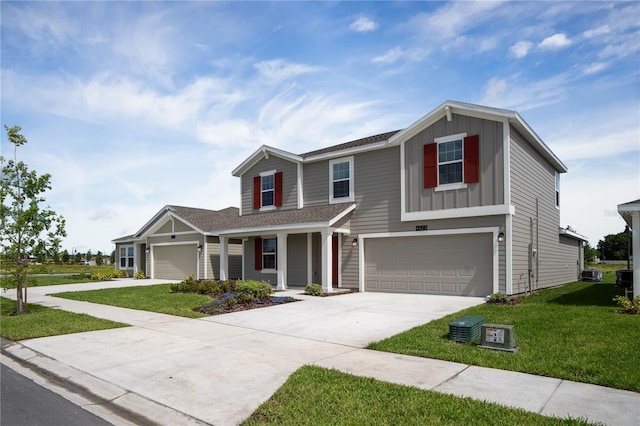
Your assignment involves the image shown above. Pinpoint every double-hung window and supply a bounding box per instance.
[329,157,354,203]
[424,133,479,190]
[253,171,283,210]
[261,173,274,208]
[119,246,134,269]
[254,237,277,271]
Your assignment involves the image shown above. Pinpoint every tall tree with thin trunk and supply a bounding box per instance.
[1,125,66,314]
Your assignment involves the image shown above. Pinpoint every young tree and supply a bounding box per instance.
[85,249,92,265]
[0,125,66,314]
[584,242,598,264]
[61,249,70,264]
[95,250,103,265]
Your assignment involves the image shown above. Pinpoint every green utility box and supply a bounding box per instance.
[449,316,485,343]
[478,324,518,352]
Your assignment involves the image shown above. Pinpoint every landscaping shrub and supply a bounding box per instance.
[484,292,519,305]
[269,296,297,304]
[613,295,640,314]
[236,280,273,302]
[198,300,223,315]
[134,270,146,279]
[304,283,322,296]
[111,269,128,278]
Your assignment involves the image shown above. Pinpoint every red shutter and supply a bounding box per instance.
[254,237,262,270]
[423,143,437,188]
[463,135,480,183]
[274,171,283,206]
[253,176,261,209]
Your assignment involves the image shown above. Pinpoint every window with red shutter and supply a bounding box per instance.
[463,135,480,183]
[274,171,283,206]
[423,143,437,188]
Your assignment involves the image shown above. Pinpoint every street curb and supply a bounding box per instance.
[1,338,208,426]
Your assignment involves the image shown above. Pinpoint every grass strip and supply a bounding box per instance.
[243,366,596,425]
[0,296,128,341]
[368,282,640,392]
[54,284,210,318]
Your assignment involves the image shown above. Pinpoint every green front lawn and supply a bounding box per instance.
[243,366,595,425]
[0,297,128,340]
[368,282,640,392]
[1,275,95,289]
[54,284,210,318]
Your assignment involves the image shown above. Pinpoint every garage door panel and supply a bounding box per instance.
[365,234,492,296]
[153,245,197,280]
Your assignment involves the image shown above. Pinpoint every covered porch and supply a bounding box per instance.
[216,204,357,293]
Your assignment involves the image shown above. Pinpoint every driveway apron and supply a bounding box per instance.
[3,281,482,425]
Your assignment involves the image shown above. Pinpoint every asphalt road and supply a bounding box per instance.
[1,362,113,426]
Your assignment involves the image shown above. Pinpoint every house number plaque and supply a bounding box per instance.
[415,225,428,231]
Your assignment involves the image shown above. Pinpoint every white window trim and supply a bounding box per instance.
[329,156,354,204]
[261,237,277,271]
[118,245,134,270]
[259,170,276,211]
[434,132,467,191]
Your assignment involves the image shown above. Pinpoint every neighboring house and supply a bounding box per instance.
[112,206,243,280]
[114,100,586,296]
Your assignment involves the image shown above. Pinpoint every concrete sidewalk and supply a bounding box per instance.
[2,280,638,425]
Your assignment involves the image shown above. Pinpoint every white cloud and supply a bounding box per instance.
[538,33,572,50]
[509,41,533,58]
[371,47,428,65]
[480,74,569,112]
[583,62,608,75]
[349,16,378,33]
[254,59,322,81]
[583,25,610,39]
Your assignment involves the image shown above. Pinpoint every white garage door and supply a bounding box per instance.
[153,245,197,280]
[365,234,493,296]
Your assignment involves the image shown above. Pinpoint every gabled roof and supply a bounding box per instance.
[232,145,302,177]
[389,100,567,173]
[111,205,240,243]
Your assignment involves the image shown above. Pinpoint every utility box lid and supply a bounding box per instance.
[478,323,517,352]
[449,316,484,343]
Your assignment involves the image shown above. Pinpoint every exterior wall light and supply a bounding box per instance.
[497,232,505,242]
[145,247,150,254]
[197,244,203,253]
[352,238,358,247]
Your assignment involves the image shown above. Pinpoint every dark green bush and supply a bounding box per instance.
[613,295,640,314]
[236,280,272,301]
[304,283,322,296]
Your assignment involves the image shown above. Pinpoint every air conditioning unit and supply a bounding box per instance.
[449,316,484,343]
[581,269,602,282]
[478,324,517,352]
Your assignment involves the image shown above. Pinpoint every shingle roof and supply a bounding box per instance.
[221,203,355,232]
[168,205,241,232]
[300,130,401,158]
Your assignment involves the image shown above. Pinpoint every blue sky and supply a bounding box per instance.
[1,1,639,254]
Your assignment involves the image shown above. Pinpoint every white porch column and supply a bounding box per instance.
[307,232,313,285]
[276,232,287,290]
[219,236,228,281]
[321,230,333,293]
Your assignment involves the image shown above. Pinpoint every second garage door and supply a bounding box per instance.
[365,234,493,296]
[153,244,197,280]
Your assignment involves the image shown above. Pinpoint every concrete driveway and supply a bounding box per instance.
[3,281,483,425]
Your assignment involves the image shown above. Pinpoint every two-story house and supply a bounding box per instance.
[113,100,585,296]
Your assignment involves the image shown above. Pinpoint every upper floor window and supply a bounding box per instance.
[253,171,283,210]
[119,246,134,269]
[329,157,354,203]
[424,133,479,190]
[555,171,560,209]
